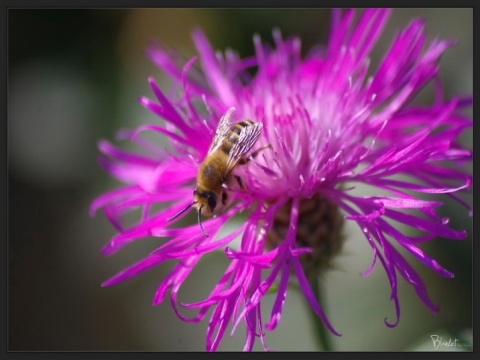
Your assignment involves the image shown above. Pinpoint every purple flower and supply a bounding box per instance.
[91,9,472,351]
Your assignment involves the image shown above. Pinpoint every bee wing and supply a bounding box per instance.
[226,122,263,172]
[208,107,236,155]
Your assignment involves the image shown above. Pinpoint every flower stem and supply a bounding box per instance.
[308,277,333,351]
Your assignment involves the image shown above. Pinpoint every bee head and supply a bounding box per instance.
[193,189,217,216]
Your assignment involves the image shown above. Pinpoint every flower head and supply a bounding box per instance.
[92,9,472,351]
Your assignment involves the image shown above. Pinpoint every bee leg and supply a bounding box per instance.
[222,178,244,193]
[251,144,272,159]
[234,175,245,189]
[252,144,272,159]
[238,144,272,165]
[221,191,228,205]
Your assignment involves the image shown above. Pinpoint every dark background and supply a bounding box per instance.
[8,8,472,351]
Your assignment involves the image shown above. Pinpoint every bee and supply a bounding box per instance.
[167,107,270,236]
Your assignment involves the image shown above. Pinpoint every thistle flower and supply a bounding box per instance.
[91,9,472,351]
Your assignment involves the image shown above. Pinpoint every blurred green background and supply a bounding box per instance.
[8,8,472,351]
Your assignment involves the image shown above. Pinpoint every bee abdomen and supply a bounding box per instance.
[221,120,255,153]
[236,120,254,129]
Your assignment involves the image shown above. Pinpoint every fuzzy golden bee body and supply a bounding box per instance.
[168,107,268,236]
[194,118,261,217]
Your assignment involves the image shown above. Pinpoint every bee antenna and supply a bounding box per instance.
[198,206,209,237]
[166,202,195,222]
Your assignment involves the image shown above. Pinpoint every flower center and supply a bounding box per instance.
[266,194,345,279]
